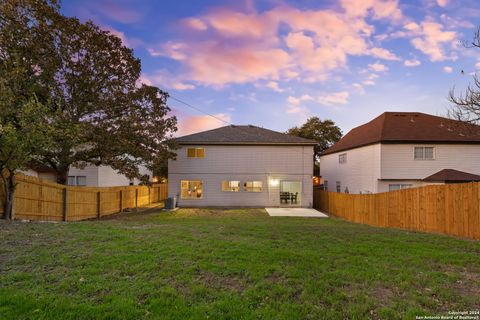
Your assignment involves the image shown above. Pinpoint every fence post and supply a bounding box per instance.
[97,191,101,219]
[119,190,123,212]
[63,188,68,222]
[135,188,138,211]
[148,186,151,205]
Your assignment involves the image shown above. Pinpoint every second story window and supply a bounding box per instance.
[339,153,347,164]
[414,147,434,160]
[187,147,205,158]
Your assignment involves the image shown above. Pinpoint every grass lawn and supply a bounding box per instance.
[1,208,479,319]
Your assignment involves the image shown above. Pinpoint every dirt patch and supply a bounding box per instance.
[450,270,480,298]
[372,285,397,306]
[266,272,284,284]
[195,270,246,293]
[174,208,268,218]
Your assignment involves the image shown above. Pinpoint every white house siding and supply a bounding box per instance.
[320,143,480,194]
[320,144,381,194]
[168,145,314,207]
[377,180,443,193]
[68,165,99,186]
[378,143,480,192]
[96,165,152,187]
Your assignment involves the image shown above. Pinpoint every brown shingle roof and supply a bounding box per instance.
[175,125,318,145]
[322,112,480,155]
[423,169,480,182]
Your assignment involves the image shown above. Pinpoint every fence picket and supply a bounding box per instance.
[313,183,480,240]
[0,174,168,221]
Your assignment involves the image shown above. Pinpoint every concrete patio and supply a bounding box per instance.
[265,208,328,217]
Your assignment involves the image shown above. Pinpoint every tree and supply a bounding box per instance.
[28,2,178,184]
[449,27,480,124]
[287,117,342,160]
[0,0,56,219]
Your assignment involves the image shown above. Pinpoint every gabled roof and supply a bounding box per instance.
[322,112,480,155]
[423,169,480,182]
[175,125,318,145]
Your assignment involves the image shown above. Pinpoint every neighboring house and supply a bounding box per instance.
[168,125,317,207]
[25,163,152,187]
[320,112,480,194]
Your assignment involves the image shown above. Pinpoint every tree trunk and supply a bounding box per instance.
[2,172,16,220]
[56,166,69,185]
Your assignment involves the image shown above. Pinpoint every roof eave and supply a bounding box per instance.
[177,141,318,146]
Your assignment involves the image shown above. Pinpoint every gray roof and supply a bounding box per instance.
[175,125,318,145]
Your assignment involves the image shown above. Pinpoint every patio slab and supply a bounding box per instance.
[265,208,328,217]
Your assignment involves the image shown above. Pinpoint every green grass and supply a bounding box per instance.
[0,208,479,319]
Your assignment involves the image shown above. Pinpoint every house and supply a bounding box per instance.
[168,125,317,207]
[320,112,480,194]
[25,163,152,187]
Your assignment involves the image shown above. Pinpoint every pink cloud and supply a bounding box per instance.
[368,62,388,72]
[410,21,456,61]
[176,113,230,136]
[404,59,421,67]
[318,91,350,105]
[370,47,401,61]
[95,1,142,24]
[102,26,143,48]
[179,42,289,86]
[140,70,196,91]
[339,0,403,22]
[152,2,406,87]
[182,18,208,31]
[203,8,277,39]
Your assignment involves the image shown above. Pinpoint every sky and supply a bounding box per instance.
[61,0,480,136]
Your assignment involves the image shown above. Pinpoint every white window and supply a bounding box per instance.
[181,180,203,199]
[76,176,87,186]
[414,147,434,160]
[222,181,240,192]
[187,147,205,158]
[339,153,347,164]
[67,176,86,186]
[336,181,341,193]
[244,181,262,192]
[388,184,413,191]
[67,176,76,186]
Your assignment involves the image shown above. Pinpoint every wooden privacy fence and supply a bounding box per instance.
[0,174,168,221]
[313,183,480,240]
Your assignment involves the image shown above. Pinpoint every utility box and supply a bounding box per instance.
[165,197,177,209]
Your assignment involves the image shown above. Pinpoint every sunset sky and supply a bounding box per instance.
[62,0,480,136]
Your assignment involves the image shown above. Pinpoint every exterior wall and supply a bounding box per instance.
[68,165,99,186]
[168,145,314,207]
[95,165,152,187]
[320,143,480,194]
[37,172,57,182]
[319,144,381,194]
[19,169,38,178]
[377,180,443,193]
[380,143,480,180]
[24,165,152,187]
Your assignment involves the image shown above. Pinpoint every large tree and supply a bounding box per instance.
[0,0,56,219]
[449,27,480,124]
[287,117,342,160]
[1,0,177,185]
[32,5,177,184]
